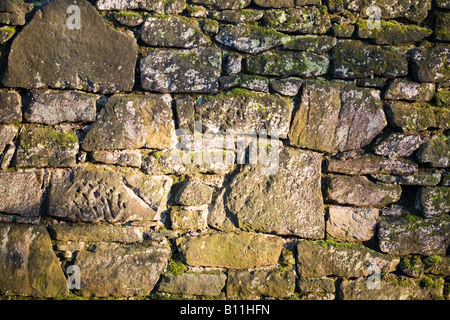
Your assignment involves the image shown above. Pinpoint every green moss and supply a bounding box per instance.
[114,11,143,19]
[423,255,443,265]
[166,260,187,276]
[420,276,443,290]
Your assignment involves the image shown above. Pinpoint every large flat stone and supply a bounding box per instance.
[0,91,21,124]
[2,0,137,93]
[416,135,450,168]
[326,155,418,175]
[158,273,226,296]
[410,45,450,83]
[416,187,450,218]
[47,224,144,243]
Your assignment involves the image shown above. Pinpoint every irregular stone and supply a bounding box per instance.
[399,257,424,278]
[0,125,17,155]
[92,150,142,168]
[240,75,269,92]
[289,81,386,153]
[47,224,144,243]
[442,172,450,186]
[48,168,162,223]
[298,278,336,294]
[0,91,21,124]
[74,241,171,297]
[270,77,303,96]
[201,19,219,35]
[0,0,28,25]
[416,135,450,168]
[175,96,195,133]
[325,175,402,206]
[398,171,442,186]
[96,0,187,13]
[332,24,355,38]
[424,256,450,276]
[176,232,283,269]
[326,155,418,175]
[158,273,226,296]
[354,78,387,88]
[219,76,241,90]
[270,7,331,34]
[191,0,251,10]
[416,187,450,218]
[436,0,450,9]
[195,89,293,139]
[16,125,79,168]
[141,15,208,48]
[174,181,214,206]
[378,215,450,255]
[247,50,329,77]
[332,40,408,79]
[385,102,450,132]
[326,206,379,242]
[210,9,264,23]
[384,79,435,102]
[140,48,221,93]
[374,133,423,157]
[0,170,45,217]
[214,147,324,238]
[435,90,450,107]
[82,94,175,151]
[296,242,399,278]
[3,0,138,93]
[339,277,443,300]
[225,53,242,76]
[169,208,208,232]
[186,5,208,17]
[226,269,296,299]
[215,24,286,54]
[410,45,450,83]
[357,20,432,44]
[254,0,295,7]
[23,90,97,125]
[0,26,15,44]
[435,12,450,42]
[0,223,68,297]
[113,11,144,27]
[282,35,337,53]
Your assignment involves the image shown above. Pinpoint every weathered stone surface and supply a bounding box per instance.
[48,168,164,223]
[254,0,295,7]
[0,26,15,44]
[398,171,442,186]
[410,45,450,83]
[266,7,331,34]
[247,50,329,77]
[92,150,142,168]
[326,206,379,242]
[384,79,435,102]
[216,24,286,54]
[169,208,208,231]
[357,20,432,44]
[210,9,264,23]
[74,241,171,297]
[289,81,386,153]
[113,11,144,26]
[339,277,443,300]
[0,223,68,297]
[332,40,408,78]
[97,0,187,13]
[191,0,251,10]
[298,278,336,294]
[385,102,450,132]
[424,256,450,276]
[332,24,355,38]
[0,0,28,25]
[195,89,293,139]
[296,242,399,278]
[270,77,303,96]
[436,0,450,8]
[0,171,45,217]
[158,273,226,296]
[82,94,175,151]
[140,48,221,93]
[0,124,17,155]
[416,187,450,218]
[48,224,144,243]
[374,133,423,157]
[378,215,450,255]
[416,136,450,168]
[325,175,402,206]
[326,155,418,175]
[0,91,21,124]
[240,75,269,92]
[3,0,138,93]
[141,15,208,48]
[174,181,214,206]
[399,256,424,278]
[434,12,450,42]
[436,90,450,107]
[23,90,97,125]
[177,232,283,269]
[226,269,296,299]
[282,35,337,53]
[213,147,324,238]
[16,125,79,168]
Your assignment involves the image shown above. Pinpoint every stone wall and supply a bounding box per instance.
[0,0,449,300]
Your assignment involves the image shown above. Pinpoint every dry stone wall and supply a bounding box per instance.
[0,0,449,300]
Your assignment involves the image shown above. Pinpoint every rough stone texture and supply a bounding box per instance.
[158,273,227,296]
[0,223,68,297]
[140,48,221,93]
[174,181,214,206]
[48,224,144,243]
[0,91,21,124]
[326,155,418,175]
[0,1,29,26]
[212,147,324,238]
[416,187,450,218]
[326,206,379,242]
[296,242,399,278]
[357,20,432,44]
[0,171,45,217]
[266,7,331,34]
[210,9,264,23]
[282,35,337,52]
[191,0,251,10]
[325,175,402,207]
[226,269,296,299]
[424,256,450,276]
[435,12,450,42]
[92,150,142,168]
[410,45,450,83]
[3,0,138,93]
[289,81,386,153]
[169,208,208,231]
[298,278,336,294]
[16,125,79,168]
[384,79,435,102]
[141,15,208,48]
[398,171,442,186]
[74,241,171,297]
[378,215,450,255]
[416,136,450,168]
[96,0,187,13]
[332,40,408,79]
[373,133,424,157]
[177,232,283,269]
[82,94,175,151]
[270,77,303,96]
[23,90,96,125]
[0,124,17,155]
